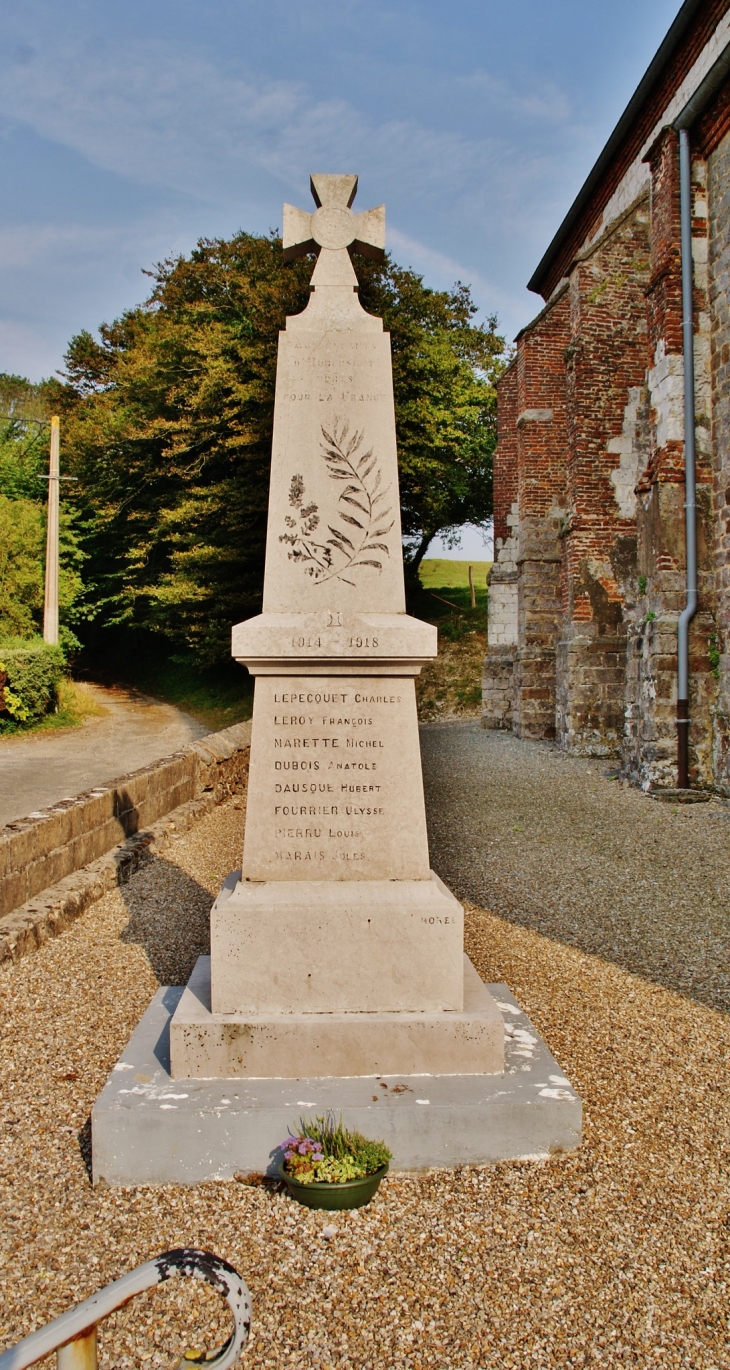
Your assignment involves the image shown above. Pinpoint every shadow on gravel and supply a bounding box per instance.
[118,856,213,987]
[77,1116,93,1184]
[420,720,730,1015]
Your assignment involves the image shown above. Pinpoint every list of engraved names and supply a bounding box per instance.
[241,677,430,881]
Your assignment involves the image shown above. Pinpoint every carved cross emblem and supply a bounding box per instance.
[283,175,385,287]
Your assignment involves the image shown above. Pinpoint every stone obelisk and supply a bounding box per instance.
[170,175,503,1080]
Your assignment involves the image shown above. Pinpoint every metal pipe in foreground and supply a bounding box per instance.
[0,1249,251,1370]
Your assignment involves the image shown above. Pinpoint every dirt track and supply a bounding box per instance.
[0,685,207,826]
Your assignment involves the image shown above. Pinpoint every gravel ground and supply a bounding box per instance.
[422,722,730,1014]
[0,732,729,1369]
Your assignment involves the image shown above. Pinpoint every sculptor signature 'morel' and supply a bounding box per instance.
[280,419,394,586]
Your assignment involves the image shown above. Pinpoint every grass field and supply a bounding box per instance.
[416,558,490,608]
[413,558,491,720]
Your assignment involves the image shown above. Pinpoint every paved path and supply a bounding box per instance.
[0,684,208,827]
[421,720,730,1012]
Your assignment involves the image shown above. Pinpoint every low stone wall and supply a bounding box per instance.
[0,720,251,963]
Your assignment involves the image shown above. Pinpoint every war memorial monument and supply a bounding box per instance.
[92,175,580,1184]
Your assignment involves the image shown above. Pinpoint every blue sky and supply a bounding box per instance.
[0,0,685,389]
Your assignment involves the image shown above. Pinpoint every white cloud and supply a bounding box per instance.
[0,9,595,347]
[0,223,125,268]
[457,69,573,124]
[0,36,542,217]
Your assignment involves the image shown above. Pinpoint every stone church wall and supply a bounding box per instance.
[484,47,730,791]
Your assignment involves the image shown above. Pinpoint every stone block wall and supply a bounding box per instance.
[0,721,251,919]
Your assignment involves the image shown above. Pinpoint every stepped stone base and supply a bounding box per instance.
[170,954,503,1079]
[211,871,464,1015]
[91,982,581,1186]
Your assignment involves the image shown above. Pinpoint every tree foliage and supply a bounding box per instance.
[0,374,88,646]
[356,260,503,576]
[59,233,505,664]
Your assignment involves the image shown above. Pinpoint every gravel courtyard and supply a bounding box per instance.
[0,725,729,1369]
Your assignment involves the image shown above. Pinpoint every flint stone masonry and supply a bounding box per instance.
[0,721,251,962]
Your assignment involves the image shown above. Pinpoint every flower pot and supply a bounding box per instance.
[280,1163,389,1211]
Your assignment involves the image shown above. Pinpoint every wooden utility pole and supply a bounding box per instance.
[43,416,60,646]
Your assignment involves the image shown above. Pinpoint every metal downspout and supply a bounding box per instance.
[670,38,730,787]
[675,124,697,789]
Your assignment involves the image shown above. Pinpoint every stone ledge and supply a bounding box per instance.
[0,719,251,967]
[0,791,219,968]
[91,981,581,1185]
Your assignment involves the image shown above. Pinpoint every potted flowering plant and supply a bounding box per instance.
[279,1113,392,1210]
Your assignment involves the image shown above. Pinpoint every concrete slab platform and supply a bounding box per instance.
[91,984,581,1186]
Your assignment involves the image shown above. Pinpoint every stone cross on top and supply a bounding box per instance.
[282,174,385,290]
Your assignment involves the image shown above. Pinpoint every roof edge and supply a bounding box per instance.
[527,0,706,297]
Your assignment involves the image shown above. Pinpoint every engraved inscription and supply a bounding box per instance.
[241,677,431,882]
[279,420,394,586]
[268,688,397,864]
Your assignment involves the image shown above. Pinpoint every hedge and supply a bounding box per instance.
[0,638,65,733]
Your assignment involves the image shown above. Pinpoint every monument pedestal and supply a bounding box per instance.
[170,953,504,1079]
[91,172,581,1183]
[209,870,465,1015]
[91,982,581,1187]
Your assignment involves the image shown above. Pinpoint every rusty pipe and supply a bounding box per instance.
[0,1250,251,1370]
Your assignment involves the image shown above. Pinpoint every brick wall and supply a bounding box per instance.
[511,289,570,739]
[493,361,518,546]
[486,7,730,790]
[483,365,519,729]
[534,0,730,300]
[557,196,651,756]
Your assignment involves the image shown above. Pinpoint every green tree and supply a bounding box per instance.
[0,495,44,637]
[0,373,62,501]
[0,373,88,646]
[60,234,504,664]
[357,262,503,580]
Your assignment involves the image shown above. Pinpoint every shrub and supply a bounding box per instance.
[0,637,65,732]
